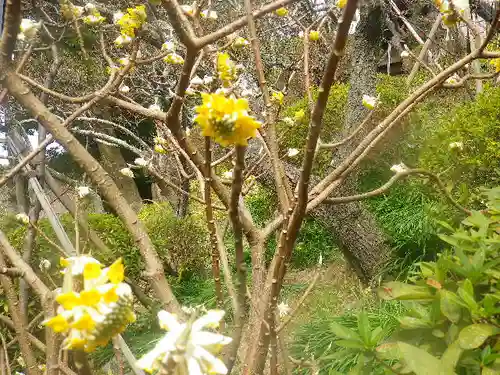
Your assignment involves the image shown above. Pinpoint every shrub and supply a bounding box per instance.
[327,187,500,374]
[277,84,348,175]
[245,185,339,269]
[3,203,210,282]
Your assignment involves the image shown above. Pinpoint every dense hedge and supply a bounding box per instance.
[3,203,210,283]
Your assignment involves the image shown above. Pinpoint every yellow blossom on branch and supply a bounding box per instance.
[217,52,238,87]
[116,5,147,38]
[43,256,135,352]
[490,58,500,73]
[275,7,288,17]
[271,91,284,105]
[194,93,261,147]
[309,30,320,41]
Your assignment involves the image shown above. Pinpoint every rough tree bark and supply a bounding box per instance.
[94,109,143,212]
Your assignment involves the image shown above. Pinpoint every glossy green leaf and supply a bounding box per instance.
[330,321,361,341]
[398,316,433,329]
[378,282,434,301]
[396,342,448,375]
[458,279,478,311]
[440,290,462,323]
[441,340,463,372]
[458,324,499,350]
[483,368,500,375]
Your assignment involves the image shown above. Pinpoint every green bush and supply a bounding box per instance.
[277,84,348,175]
[245,185,339,269]
[326,187,500,374]
[291,300,405,374]
[3,203,210,282]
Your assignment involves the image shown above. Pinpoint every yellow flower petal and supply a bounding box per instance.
[83,262,102,280]
[56,292,80,310]
[102,286,119,304]
[80,289,101,307]
[71,313,95,331]
[108,258,125,284]
[44,315,69,333]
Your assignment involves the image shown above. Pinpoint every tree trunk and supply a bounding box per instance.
[94,119,143,212]
[325,2,392,280]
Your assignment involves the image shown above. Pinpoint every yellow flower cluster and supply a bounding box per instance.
[490,58,500,73]
[194,93,261,146]
[217,52,238,87]
[43,256,135,352]
[271,91,284,105]
[60,0,83,20]
[275,7,288,17]
[116,5,147,39]
[437,0,468,27]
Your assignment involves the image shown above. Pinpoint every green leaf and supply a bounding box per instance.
[358,311,371,345]
[462,211,492,233]
[396,342,447,375]
[330,321,362,341]
[483,368,500,375]
[440,290,462,323]
[370,326,385,346]
[458,324,499,350]
[458,280,478,311]
[378,282,434,301]
[348,354,365,375]
[441,340,463,372]
[472,249,486,269]
[335,339,366,350]
[398,316,433,329]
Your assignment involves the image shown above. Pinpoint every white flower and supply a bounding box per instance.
[114,35,133,47]
[72,6,85,17]
[190,75,204,86]
[287,148,300,157]
[201,10,218,20]
[240,89,254,97]
[203,75,214,85]
[149,103,161,112]
[113,11,124,24]
[77,186,90,198]
[136,310,232,374]
[39,259,51,272]
[118,56,131,66]
[298,31,304,38]
[390,163,408,174]
[362,95,378,110]
[400,50,409,58]
[60,256,101,276]
[16,213,29,225]
[119,85,130,93]
[449,141,463,150]
[120,167,134,178]
[282,117,294,125]
[84,3,96,12]
[135,158,148,167]
[164,53,184,65]
[19,19,41,40]
[161,40,176,52]
[83,14,105,25]
[277,302,291,318]
[222,170,233,179]
[180,4,194,16]
[445,74,460,85]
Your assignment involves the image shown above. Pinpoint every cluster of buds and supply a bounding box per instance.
[114,5,147,47]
